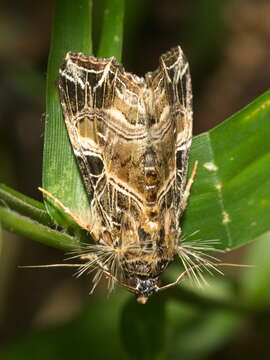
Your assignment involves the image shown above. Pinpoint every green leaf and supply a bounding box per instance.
[183,90,270,250]
[0,206,76,251]
[0,185,78,250]
[43,0,125,231]
[43,0,93,227]
[0,184,53,227]
[97,0,125,60]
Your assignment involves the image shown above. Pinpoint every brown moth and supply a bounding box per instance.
[42,46,219,303]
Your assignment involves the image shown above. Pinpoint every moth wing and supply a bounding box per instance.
[147,46,193,199]
[58,53,128,202]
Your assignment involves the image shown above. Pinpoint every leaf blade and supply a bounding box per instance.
[43,0,93,226]
[184,90,270,249]
[97,0,125,60]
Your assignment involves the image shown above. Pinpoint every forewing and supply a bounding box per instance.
[147,46,193,210]
[58,53,108,202]
[58,53,147,233]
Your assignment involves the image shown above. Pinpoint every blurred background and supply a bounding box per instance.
[1,0,270,359]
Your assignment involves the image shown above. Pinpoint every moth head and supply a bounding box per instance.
[126,276,159,304]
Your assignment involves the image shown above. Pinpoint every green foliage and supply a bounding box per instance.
[0,184,76,250]
[97,0,125,60]
[43,0,93,226]
[184,91,270,249]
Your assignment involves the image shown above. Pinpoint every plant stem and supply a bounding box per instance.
[0,207,77,251]
[97,0,125,60]
[0,184,53,227]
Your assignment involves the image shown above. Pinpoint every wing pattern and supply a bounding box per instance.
[58,47,193,297]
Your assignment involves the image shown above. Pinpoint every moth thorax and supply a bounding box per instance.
[143,88,154,115]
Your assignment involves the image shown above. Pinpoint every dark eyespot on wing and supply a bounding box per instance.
[85,155,104,176]
[176,149,183,170]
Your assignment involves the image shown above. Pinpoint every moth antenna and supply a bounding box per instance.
[18,264,82,269]
[217,263,255,269]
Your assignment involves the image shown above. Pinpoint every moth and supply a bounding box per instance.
[42,46,218,304]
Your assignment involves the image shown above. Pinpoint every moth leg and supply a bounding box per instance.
[156,260,204,292]
[156,270,187,292]
[179,160,198,212]
[38,187,89,231]
[157,262,253,293]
